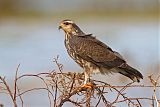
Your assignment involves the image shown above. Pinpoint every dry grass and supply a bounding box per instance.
[0,56,159,107]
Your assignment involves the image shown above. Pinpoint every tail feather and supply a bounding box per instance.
[118,64,143,82]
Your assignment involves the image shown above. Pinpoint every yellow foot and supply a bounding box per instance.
[81,82,95,90]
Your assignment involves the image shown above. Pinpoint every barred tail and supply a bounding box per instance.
[119,64,143,82]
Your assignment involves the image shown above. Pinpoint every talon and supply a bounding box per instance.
[81,82,95,90]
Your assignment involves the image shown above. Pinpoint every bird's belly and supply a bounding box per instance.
[67,49,85,68]
[65,41,100,74]
[83,61,100,73]
[65,42,84,67]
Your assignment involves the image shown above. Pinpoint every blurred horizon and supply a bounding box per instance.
[0,0,158,18]
[0,0,159,80]
[0,0,158,79]
[0,0,159,106]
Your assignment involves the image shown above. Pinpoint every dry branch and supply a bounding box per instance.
[0,58,159,107]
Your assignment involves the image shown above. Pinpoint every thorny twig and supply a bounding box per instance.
[0,64,20,107]
[0,57,159,107]
[149,75,160,107]
[0,76,18,107]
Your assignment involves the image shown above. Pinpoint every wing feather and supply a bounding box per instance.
[70,35,126,69]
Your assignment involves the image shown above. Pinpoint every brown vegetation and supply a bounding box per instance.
[0,57,159,107]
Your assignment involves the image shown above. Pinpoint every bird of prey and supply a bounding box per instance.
[59,19,143,85]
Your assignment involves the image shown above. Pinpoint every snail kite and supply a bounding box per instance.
[59,19,143,85]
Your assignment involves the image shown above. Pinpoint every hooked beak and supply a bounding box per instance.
[58,26,62,30]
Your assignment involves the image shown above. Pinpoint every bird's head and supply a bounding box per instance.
[59,19,84,35]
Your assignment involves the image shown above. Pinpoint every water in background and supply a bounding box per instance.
[0,17,158,75]
[0,16,158,106]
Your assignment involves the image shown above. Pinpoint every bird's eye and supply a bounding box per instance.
[64,22,70,25]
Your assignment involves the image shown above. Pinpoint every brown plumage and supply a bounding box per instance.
[59,19,143,84]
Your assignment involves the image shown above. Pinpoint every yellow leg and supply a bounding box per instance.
[81,82,95,90]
